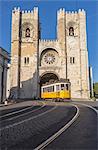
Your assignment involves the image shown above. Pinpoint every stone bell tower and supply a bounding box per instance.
[57,9,90,99]
[10,7,39,99]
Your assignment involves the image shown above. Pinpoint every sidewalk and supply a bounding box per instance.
[0,102,14,107]
[0,100,42,111]
[0,99,33,107]
[0,103,5,107]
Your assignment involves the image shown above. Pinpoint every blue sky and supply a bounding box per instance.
[0,0,98,82]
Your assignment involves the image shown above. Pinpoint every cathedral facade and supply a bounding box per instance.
[10,7,90,99]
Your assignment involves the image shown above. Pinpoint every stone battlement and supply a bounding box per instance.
[57,8,85,16]
[57,8,85,20]
[59,8,85,13]
[12,7,85,14]
[39,39,58,45]
[12,7,38,14]
[39,39,58,42]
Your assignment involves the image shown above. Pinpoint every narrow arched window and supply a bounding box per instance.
[27,57,29,64]
[24,57,26,64]
[25,28,30,37]
[69,27,74,36]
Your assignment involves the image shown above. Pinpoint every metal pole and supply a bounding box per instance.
[17,11,22,99]
[37,11,40,99]
[1,59,5,103]
[65,12,67,80]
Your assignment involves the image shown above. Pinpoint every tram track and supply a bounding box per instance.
[0,101,97,149]
[34,102,97,150]
[0,105,35,119]
[0,101,45,126]
[0,102,58,148]
[4,103,78,149]
[0,104,44,121]
[0,106,30,116]
[0,102,57,130]
[34,104,79,150]
[0,101,44,118]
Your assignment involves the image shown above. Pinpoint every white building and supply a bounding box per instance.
[0,47,10,103]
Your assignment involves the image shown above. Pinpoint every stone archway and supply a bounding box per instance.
[40,73,59,86]
[40,73,59,97]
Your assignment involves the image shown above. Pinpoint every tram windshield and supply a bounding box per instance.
[61,84,69,90]
[66,84,69,90]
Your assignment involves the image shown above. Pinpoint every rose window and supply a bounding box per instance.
[44,53,55,64]
[41,49,58,66]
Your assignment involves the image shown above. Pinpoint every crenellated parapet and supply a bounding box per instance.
[57,8,65,20]
[12,7,20,13]
[39,39,58,49]
[78,9,86,14]
[65,9,85,14]
[57,8,86,19]
[12,7,38,17]
[39,39,58,44]
[39,39,60,55]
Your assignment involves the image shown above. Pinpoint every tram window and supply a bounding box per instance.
[46,87,48,92]
[43,85,55,92]
[47,87,51,92]
[64,84,66,89]
[43,88,45,92]
[47,87,49,92]
[44,87,47,92]
[48,86,54,92]
[52,86,54,92]
[61,84,64,90]
[66,84,69,90]
[56,85,59,91]
[51,86,53,92]
[49,87,51,92]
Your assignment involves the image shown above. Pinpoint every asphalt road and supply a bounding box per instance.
[0,101,97,150]
[0,106,30,116]
[0,105,53,128]
[45,105,97,150]
[1,102,76,150]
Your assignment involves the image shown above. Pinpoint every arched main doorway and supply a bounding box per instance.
[40,73,59,86]
[40,73,59,97]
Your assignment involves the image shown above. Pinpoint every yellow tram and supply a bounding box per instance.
[41,80,71,100]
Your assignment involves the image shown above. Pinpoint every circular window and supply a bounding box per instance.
[44,53,55,64]
[41,49,58,66]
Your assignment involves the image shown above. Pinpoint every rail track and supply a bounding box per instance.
[34,104,79,150]
[1,101,97,150]
[0,102,58,130]
[34,102,97,150]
